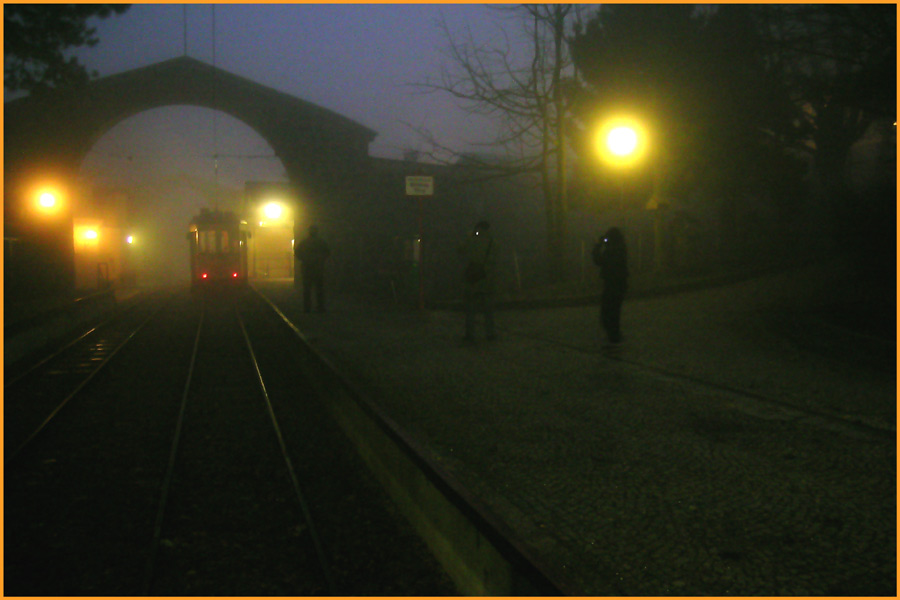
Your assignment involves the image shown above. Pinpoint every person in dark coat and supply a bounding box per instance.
[592,227,628,343]
[295,225,331,313]
[460,220,497,343]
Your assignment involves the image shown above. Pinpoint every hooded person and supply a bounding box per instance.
[460,220,497,342]
[294,225,331,312]
[592,227,628,343]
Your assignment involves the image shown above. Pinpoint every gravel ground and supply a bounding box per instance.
[256,260,895,596]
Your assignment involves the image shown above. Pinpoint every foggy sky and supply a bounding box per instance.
[75,4,515,162]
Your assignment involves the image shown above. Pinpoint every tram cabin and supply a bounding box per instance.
[187,209,250,287]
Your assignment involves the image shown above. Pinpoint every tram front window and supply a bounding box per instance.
[199,230,216,254]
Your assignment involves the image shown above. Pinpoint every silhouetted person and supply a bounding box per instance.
[295,225,330,313]
[593,227,628,344]
[460,220,497,343]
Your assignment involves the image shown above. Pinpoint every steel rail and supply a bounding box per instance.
[4,297,148,389]
[235,305,338,595]
[5,300,169,465]
[141,306,205,596]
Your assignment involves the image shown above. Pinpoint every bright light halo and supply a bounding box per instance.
[596,117,648,168]
[607,126,638,156]
[38,192,57,208]
[263,202,283,220]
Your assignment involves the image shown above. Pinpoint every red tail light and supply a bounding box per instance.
[232,272,239,278]
[201,273,208,279]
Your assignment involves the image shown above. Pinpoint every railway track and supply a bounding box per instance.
[4,287,456,596]
[4,290,173,461]
[141,296,335,595]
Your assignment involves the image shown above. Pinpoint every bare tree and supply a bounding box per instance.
[412,5,580,281]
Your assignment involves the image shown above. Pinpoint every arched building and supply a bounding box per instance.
[4,56,376,296]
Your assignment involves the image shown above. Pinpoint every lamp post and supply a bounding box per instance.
[596,116,648,206]
[607,125,637,209]
[255,199,295,280]
[596,116,661,269]
[29,183,75,293]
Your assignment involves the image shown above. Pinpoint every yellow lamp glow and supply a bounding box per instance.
[263,202,284,220]
[126,235,134,244]
[33,188,63,216]
[38,192,57,208]
[74,222,101,252]
[607,127,639,157]
[596,117,648,168]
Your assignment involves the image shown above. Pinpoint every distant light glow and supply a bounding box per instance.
[263,202,284,220]
[74,223,101,251]
[232,272,239,278]
[126,235,134,244]
[38,192,57,208]
[202,273,208,279]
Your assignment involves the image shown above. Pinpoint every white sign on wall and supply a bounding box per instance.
[405,175,434,196]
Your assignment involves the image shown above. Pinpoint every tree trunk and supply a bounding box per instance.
[551,6,568,283]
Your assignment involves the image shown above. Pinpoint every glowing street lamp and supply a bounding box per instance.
[596,117,648,168]
[595,116,650,211]
[73,222,100,251]
[38,192,57,209]
[607,126,639,157]
[263,201,284,220]
[33,189,63,217]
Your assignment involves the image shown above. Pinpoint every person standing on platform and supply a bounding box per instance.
[295,225,331,313]
[460,220,497,343]
[592,227,628,344]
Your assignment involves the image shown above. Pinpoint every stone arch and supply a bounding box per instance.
[5,56,376,203]
[4,56,378,293]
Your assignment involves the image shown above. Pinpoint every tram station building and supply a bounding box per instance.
[242,181,297,281]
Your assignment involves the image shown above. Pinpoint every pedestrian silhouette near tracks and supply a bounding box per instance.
[593,227,628,344]
[295,225,331,313]
[460,220,497,343]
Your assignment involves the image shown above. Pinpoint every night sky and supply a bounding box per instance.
[67,3,535,281]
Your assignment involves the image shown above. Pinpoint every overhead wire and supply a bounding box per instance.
[212,4,219,211]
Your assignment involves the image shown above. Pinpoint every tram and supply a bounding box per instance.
[187,208,250,288]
